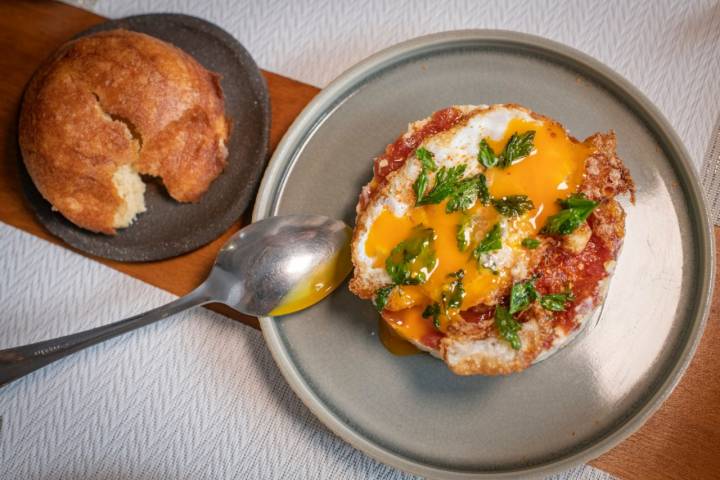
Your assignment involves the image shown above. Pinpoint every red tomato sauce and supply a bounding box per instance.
[373,107,465,182]
[460,304,496,324]
[534,233,613,332]
[420,330,445,350]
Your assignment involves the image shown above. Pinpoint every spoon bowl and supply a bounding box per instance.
[207,215,352,316]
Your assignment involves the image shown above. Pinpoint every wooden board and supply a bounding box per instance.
[0,2,717,479]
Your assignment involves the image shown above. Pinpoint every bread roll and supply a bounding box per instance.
[19,29,230,234]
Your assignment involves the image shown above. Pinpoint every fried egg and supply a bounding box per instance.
[350,104,634,375]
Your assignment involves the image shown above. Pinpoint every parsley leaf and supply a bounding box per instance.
[539,291,576,312]
[498,131,536,168]
[521,237,540,249]
[542,193,598,235]
[414,169,429,204]
[478,131,536,170]
[385,226,438,285]
[416,147,437,171]
[491,195,535,217]
[509,278,538,314]
[472,223,502,258]
[478,139,499,168]
[412,148,437,204]
[456,215,472,252]
[442,270,465,311]
[495,305,522,350]
[422,303,441,328]
[373,285,395,311]
[446,174,489,213]
[417,164,467,205]
[423,271,466,330]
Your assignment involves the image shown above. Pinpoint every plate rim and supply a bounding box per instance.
[253,29,714,478]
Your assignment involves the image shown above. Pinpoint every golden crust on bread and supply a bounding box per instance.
[580,132,635,203]
[19,29,229,234]
[443,315,549,375]
[350,104,634,375]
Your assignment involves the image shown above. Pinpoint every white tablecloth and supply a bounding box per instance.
[3,1,719,478]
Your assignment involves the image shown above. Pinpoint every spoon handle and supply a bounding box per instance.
[0,285,213,388]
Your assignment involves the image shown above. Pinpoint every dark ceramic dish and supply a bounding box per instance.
[19,14,270,262]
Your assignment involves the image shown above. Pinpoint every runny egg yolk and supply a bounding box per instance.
[485,118,589,229]
[364,117,590,348]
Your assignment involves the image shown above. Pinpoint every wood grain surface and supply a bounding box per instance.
[0,2,717,479]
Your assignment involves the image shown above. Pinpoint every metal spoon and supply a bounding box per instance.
[0,215,352,388]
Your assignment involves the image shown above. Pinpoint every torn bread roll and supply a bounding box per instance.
[19,29,230,234]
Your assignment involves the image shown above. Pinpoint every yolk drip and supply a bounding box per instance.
[378,315,421,355]
[364,117,589,348]
[270,232,352,316]
[381,307,437,350]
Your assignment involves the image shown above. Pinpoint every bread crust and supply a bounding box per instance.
[19,29,230,234]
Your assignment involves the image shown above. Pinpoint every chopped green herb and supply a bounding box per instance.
[509,278,538,314]
[417,164,467,205]
[521,237,541,249]
[422,303,441,328]
[373,285,395,311]
[456,215,473,252]
[539,291,576,312]
[491,195,535,217]
[495,305,522,350]
[416,147,437,171]
[446,174,489,213]
[477,175,490,205]
[542,193,598,235]
[413,168,429,204]
[478,131,536,170]
[412,148,437,204]
[442,270,465,311]
[478,139,499,168]
[498,131,536,168]
[385,226,438,285]
[473,223,502,258]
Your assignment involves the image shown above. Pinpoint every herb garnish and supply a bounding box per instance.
[499,131,536,168]
[385,226,438,285]
[446,174,489,213]
[542,193,598,235]
[413,147,489,211]
[521,237,541,249]
[423,270,466,330]
[472,223,502,258]
[413,147,437,204]
[509,278,538,314]
[478,139,499,168]
[539,291,575,312]
[373,285,395,311]
[495,305,522,350]
[456,215,472,252]
[442,270,466,311]
[477,131,536,169]
[416,147,437,170]
[416,164,466,206]
[491,195,534,217]
[422,303,441,328]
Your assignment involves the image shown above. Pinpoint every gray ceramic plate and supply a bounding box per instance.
[253,31,714,478]
[19,14,270,262]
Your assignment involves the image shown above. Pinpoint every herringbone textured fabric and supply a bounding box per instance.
[6,0,720,477]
